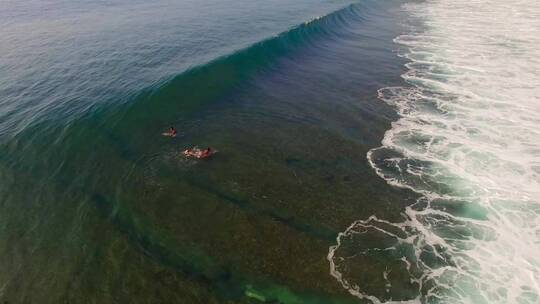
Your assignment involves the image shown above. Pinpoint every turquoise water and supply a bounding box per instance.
[0,0,413,303]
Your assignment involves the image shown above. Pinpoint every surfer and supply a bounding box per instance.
[183,147,214,159]
[200,147,212,158]
[162,126,177,137]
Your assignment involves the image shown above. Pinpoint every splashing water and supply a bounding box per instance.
[329,0,540,303]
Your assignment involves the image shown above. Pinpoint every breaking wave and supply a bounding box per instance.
[329,0,540,303]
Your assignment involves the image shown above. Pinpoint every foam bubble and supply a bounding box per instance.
[329,0,540,303]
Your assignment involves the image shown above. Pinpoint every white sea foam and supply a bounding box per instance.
[329,0,540,303]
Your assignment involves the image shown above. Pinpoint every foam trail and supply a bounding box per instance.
[329,0,540,303]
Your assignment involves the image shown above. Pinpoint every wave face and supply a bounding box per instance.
[329,0,540,303]
[0,0,355,139]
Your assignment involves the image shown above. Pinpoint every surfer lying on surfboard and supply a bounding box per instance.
[183,147,214,159]
[162,126,177,137]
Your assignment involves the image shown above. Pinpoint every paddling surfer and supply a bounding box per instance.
[163,126,177,137]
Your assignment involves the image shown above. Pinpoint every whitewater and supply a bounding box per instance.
[329,0,540,303]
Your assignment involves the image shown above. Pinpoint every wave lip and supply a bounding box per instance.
[329,0,540,303]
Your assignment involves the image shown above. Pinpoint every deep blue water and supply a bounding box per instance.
[0,0,358,137]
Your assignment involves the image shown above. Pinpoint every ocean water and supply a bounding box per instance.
[0,0,360,137]
[0,0,411,303]
[2,0,537,303]
[329,0,540,303]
